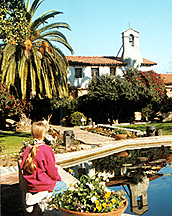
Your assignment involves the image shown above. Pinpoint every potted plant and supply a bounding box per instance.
[47,174,128,215]
[112,129,128,140]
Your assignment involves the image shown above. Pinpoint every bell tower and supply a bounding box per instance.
[122,28,143,68]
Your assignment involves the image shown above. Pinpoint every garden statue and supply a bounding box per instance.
[16,113,31,132]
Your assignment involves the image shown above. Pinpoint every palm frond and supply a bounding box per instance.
[6,55,16,88]
[38,22,71,33]
[40,30,69,43]
[32,47,43,93]
[54,46,69,66]
[21,62,28,99]
[41,62,52,98]
[30,59,36,94]
[46,37,74,54]
[31,10,63,31]
[44,51,68,97]
[1,44,16,72]
[18,53,27,80]
[29,0,45,18]
[26,0,30,11]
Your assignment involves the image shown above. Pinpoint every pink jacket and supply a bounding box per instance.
[20,143,61,193]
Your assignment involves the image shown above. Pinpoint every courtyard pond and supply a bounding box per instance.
[91,146,172,216]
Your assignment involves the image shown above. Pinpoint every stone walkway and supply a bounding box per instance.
[53,125,116,145]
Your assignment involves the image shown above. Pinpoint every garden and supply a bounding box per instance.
[1,1,172,216]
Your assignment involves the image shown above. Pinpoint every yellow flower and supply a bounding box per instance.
[95,200,99,205]
[52,190,55,193]
[69,183,73,186]
[62,189,66,191]
[96,204,102,211]
[102,203,107,208]
[119,202,123,206]
[112,199,116,204]
[108,203,112,207]
[104,192,111,199]
[94,208,96,211]
[69,169,73,173]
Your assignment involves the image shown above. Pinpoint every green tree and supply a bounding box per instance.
[87,75,119,124]
[0,0,74,99]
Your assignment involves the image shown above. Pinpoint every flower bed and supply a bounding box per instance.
[81,125,144,139]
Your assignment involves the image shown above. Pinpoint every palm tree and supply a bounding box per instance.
[0,0,74,99]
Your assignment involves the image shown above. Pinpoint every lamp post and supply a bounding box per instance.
[80,116,86,126]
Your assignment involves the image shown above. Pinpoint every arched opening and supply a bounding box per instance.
[129,34,134,46]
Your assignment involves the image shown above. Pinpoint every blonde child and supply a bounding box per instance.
[20,121,67,196]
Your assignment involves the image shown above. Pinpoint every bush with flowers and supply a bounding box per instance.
[0,81,32,129]
[47,174,127,213]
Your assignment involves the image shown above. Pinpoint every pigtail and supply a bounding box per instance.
[22,121,47,174]
[23,144,38,174]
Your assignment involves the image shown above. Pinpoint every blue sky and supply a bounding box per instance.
[32,0,172,74]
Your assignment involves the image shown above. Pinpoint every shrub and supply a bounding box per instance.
[70,111,87,126]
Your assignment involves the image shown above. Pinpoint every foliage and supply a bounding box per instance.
[0,81,32,129]
[70,111,87,126]
[124,68,167,120]
[0,0,74,99]
[78,69,167,124]
[0,0,28,42]
[47,174,126,213]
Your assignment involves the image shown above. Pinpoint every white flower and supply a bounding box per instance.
[86,182,94,190]
[91,196,97,203]
[99,182,105,187]
[104,187,111,193]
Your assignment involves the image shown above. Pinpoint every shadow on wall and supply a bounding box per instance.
[68,67,91,88]
[123,58,140,70]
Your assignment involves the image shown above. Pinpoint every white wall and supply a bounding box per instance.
[68,64,153,88]
[68,66,111,88]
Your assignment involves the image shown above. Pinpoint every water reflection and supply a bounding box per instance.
[91,146,172,216]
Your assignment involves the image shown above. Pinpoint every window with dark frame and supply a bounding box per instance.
[91,68,99,77]
[110,67,116,76]
[75,68,82,78]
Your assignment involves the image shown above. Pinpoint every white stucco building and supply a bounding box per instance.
[66,28,157,96]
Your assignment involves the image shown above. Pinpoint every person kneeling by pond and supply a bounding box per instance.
[20,121,67,204]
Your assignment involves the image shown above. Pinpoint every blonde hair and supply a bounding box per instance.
[23,121,47,174]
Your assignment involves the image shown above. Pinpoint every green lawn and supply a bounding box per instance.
[119,122,172,135]
[0,131,31,155]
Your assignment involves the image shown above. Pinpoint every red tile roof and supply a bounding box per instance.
[141,58,157,66]
[66,56,157,66]
[160,74,172,85]
[66,56,126,66]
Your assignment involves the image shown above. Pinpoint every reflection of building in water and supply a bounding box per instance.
[127,175,149,215]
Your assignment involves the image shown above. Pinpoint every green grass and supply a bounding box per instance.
[119,122,172,135]
[0,131,31,155]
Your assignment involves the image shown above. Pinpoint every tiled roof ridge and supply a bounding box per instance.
[66,56,157,66]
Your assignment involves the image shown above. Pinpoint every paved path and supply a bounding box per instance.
[53,125,116,145]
